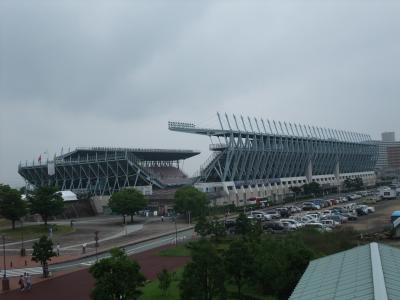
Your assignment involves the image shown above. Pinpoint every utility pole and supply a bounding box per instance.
[2,235,9,291]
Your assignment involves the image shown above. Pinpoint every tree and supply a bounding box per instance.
[302,182,321,196]
[0,184,27,229]
[251,236,315,299]
[209,218,226,242]
[32,235,57,278]
[289,186,302,200]
[225,239,253,300]
[180,239,226,300]
[28,186,64,226]
[90,248,146,300]
[235,213,252,236]
[109,189,148,224]
[157,268,172,296]
[194,215,211,237]
[174,186,209,222]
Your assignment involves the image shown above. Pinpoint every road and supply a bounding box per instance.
[5,227,194,278]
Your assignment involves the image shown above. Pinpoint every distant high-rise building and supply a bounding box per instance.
[382,131,395,142]
[373,132,400,178]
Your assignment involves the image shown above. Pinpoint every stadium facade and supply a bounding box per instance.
[19,113,378,210]
[18,147,199,213]
[169,113,378,205]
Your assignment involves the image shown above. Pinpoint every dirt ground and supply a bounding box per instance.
[1,244,190,300]
[342,198,400,232]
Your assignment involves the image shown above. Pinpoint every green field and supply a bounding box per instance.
[0,224,75,240]
[158,244,191,257]
[139,268,183,300]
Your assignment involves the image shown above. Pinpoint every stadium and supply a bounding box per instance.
[18,113,378,212]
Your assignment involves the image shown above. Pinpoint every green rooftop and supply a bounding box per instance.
[290,242,400,300]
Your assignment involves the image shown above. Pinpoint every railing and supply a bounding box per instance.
[196,152,222,177]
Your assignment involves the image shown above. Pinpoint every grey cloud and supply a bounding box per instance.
[1,0,400,187]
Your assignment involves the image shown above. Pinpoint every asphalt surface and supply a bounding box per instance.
[5,227,194,278]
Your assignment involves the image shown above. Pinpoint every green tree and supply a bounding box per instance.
[174,186,209,222]
[180,239,226,300]
[209,218,226,242]
[109,189,148,224]
[235,213,252,236]
[28,186,64,226]
[32,235,57,277]
[225,239,253,300]
[302,182,321,196]
[0,184,27,229]
[90,248,146,300]
[194,215,211,237]
[251,236,314,299]
[157,268,172,296]
[289,186,302,200]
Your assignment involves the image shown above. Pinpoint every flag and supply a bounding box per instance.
[38,155,41,163]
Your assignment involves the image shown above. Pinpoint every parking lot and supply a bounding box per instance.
[243,189,400,234]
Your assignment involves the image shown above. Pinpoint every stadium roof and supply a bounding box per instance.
[62,147,200,161]
[289,242,400,300]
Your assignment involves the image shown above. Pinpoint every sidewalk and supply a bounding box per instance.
[2,253,80,269]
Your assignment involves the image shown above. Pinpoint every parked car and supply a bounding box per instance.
[300,215,316,223]
[263,222,286,233]
[322,214,347,224]
[280,218,304,228]
[340,212,358,221]
[276,207,291,218]
[286,206,302,213]
[250,212,266,221]
[312,199,325,208]
[305,213,321,221]
[264,210,281,219]
[356,205,369,216]
[281,221,297,231]
[321,219,337,229]
[367,206,375,213]
[302,202,320,211]
[250,211,272,221]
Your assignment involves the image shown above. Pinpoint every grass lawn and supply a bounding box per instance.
[139,268,184,300]
[0,224,75,240]
[158,244,191,257]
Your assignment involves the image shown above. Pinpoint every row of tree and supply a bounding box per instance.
[344,177,364,190]
[0,184,64,229]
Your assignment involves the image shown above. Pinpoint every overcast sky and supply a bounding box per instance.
[1,0,399,187]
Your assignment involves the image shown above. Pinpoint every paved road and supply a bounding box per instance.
[4,227,194,278]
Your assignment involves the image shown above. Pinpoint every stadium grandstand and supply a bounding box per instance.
[169,113,378,205]
[18,113,379,211]
[18,147,199,213]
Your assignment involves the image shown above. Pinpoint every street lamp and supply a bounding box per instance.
[94,231,99,261]
[173,215,178,246]
[20,220,26,257]
[2,235,9,291]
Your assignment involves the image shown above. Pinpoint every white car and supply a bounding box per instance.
[321,219,337,229]
[305,213,320,221]
[367,206,375,213]
[300,215,315,224]
[281,221,297,231]
[280,219,304,228]
[250,211,272,221]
